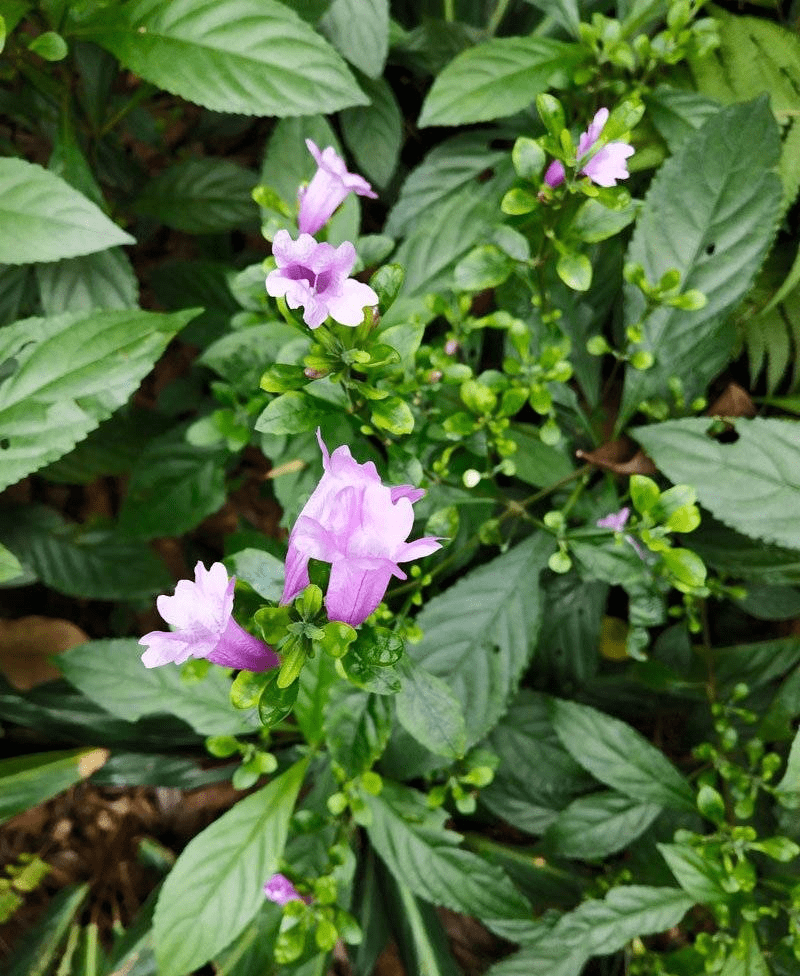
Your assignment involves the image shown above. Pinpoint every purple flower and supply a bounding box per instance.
[576,108,634,188]
[597,506,630,532]
[282,430,442,627]
[544,160,566,189]
[298,140,377,236]
[265,230,379,330]
[263,873,304,906]
[139,562,279,672]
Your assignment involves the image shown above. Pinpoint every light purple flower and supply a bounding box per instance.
[576,108,634,188]
[298,140,377,236]
[597,506,630,532]
[263,873,304,906]
[265,230,379,330]
[282,430,442,627]
[139,562,279,672]
[544,159,566,189]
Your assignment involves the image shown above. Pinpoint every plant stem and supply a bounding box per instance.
[486,0,512,35]
[443,0,455,21]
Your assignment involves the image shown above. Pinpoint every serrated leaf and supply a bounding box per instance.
[406,535,552,750]
[0,307,196,491]
[386,130,507,239]
[340,75,401,188]
[633,417,800,550]
[0,505,170,600]
[619,99,782,427]
[481,690,594,835]
[545,791,662,859]
[324,684,391,777]
[77,0,366,117]
[0,748,108,824]
[395,659,466,760]
[153,758,309,976]
[647,86,720,154]
[486,886,693,976]
[0,158,133,264]
[320,0,388,78]
[118,428,228,540]
[133,158,258,233]
[57,639,255,737]
[418,37,580,127]
[549,698,695,811]
[365,782,531,934]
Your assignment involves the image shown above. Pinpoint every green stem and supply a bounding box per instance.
[98,83,155,137]
[486,0,512,35]
[443,0,455,21]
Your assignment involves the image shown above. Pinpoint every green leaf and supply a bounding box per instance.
[255,391,329,436]
[5,884,89,976]
[386,130,507,239]
[647,86,720,154]
[371,395,414,435]
[713,637,800,692]
[340,75,401,188]
[133,158,258,233]
[0,748,108,825]
[395,659,467,760]
[0,158,133,264]
[619,99,782,426]
[78,0,366,117]
[634,417,800,550]
[57,639,256,737]
[486,886,694,976]
[118,428,227,540]
[719,924,769,976]
[556,252,592,292]
[549,698,695,811]
[776,727,800,801]
[0,505,170,600]
[482,690,594,835]
[544,791,662,860]
[572,198,639,245]
[0,307,195,491]
[406,535,552,749]
[0,542,22,583]
[324,684,392,777]
[506,423,574,487]
[365,782,531,934]
[320,0,388,78]
[657,843,728,904]
[455,244,514,291]
[153,757,309,976]
[36,248,138,314]
[418,37,580,127]
[225,548,286,602]
[28,28,67,60]
[200,320,298,392]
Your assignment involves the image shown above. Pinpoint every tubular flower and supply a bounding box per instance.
[263,874,305,906]
[282,430,441,627]
[298,139,377,236]
[265,230,379,330]
[544,108,634,190]
[597,507,646,561]
[139,562,279,672]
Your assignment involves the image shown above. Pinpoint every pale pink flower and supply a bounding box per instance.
[265,230,379,330]
[263,873,305,906]
[282,430,441,627]
[544,160,566,189]
[298,140,377,236]
[139,562,278,672]
[596,506,630,532]
[576,108,634,187]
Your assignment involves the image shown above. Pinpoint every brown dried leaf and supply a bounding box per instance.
[706,382,756,419]
[0,616,88,690]
[576,436,657,475]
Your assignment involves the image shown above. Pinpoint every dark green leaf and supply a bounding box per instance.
[620,99,782,425]
[635,417,800,549]
[0,748,108,824]
[153,758,309,976]
[406,534,552,749]
[657,843,728,904]
[550,698,695,811]
[545,791,662,859]
[133,158,258,233]
[78,0,366,117]
[36,248,138,314]
[324,684,392,777]
[118,428,228,540]
[0,307,195,491]
[5,884,89,976]
[340,74,401,187]
[365,782,531,934]
[320,0,388,78]
[418,37,580,127]
[395,659,467,760]
[0,542,22,583]
[0,158,133,264]
[255,392,329,436]
[57,639,255,736]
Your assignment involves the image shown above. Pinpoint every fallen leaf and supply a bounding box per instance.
[0,616,88,690]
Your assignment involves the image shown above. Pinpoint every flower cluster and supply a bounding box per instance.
[545,108,634,189]
[282,430,441,627]
[265,140,378,330]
